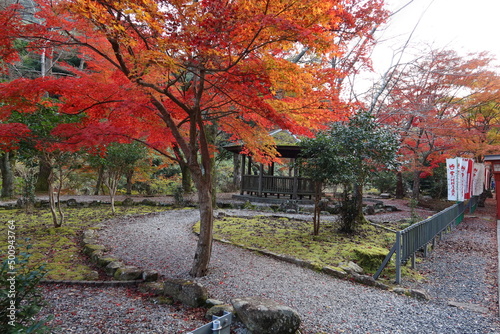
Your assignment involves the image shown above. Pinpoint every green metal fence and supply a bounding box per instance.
[374,196,479,283]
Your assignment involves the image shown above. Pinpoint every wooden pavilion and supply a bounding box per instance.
[224,130,316,202]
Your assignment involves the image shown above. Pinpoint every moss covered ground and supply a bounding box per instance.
[197,215,422,282]
[0,205,167,280]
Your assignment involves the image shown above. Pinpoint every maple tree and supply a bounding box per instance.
[454,66,500,162]
[373,49,495,199]
[0,0,388,276]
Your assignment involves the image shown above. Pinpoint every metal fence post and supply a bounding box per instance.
[395,231,402,284]
[186,312,232,334]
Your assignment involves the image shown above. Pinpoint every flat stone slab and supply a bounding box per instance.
[448,301,489,313]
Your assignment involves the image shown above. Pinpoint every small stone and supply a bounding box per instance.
[206,299,225,307]
[409,289,430,301]
[85,271,99,280]
[338,261,364,275]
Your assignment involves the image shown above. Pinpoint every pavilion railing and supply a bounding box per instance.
[241,175,315,198]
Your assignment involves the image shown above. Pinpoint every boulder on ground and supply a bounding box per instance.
[163,278,208,307]
[352,246,388,271]
[105,261,124,276]
[83,243,106,256]
[66,198,78,207]
[142,270,159,282]
[114,265,143,280]
[231,297,301,334]
[122,197,134,206]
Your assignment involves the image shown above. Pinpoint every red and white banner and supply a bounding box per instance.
[447,157,485,201]
[462,158,473,200]
[447,158,459,201]
[472,163,485,196]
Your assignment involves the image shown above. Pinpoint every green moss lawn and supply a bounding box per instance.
[0,205,167,280]
[196,215,409,280]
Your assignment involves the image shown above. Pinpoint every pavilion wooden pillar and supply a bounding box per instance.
[240,154,246,195]
[292,159,298,199]
[258,164,264,197]
[233,152,241,192]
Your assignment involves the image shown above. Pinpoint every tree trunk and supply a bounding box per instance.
[181,164,192,193]
[94,165,104,195]
[412,170,421,200]
[125,169,134,195]
[106,173,119,215]
[55,166,65,226]
[0,152,14,198]
[189,178,214,277]
[48,167,62,228]
[395,171,405,199]
[35,158,51,192]
[354,182,365,224]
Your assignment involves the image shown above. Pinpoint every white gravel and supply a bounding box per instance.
[40,207,500,333]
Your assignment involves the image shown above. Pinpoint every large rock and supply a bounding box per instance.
[163,278,208,307]
[83,243,106,256]
[231,297,301,334]
[114,265,143,280]
[105,261,124,276]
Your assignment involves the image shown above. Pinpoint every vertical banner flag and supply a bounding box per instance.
[457,158,465,201]
[472,163,485,196]
[462,158,473,200]
[447,157,485,201]
[447,158,458,201]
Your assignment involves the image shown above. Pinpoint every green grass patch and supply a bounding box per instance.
[195,215,422,283]
[0,205,168,280]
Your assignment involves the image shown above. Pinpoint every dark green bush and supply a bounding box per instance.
[0,248,52,334]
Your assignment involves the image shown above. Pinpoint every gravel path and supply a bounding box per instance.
[40,199,500,333]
